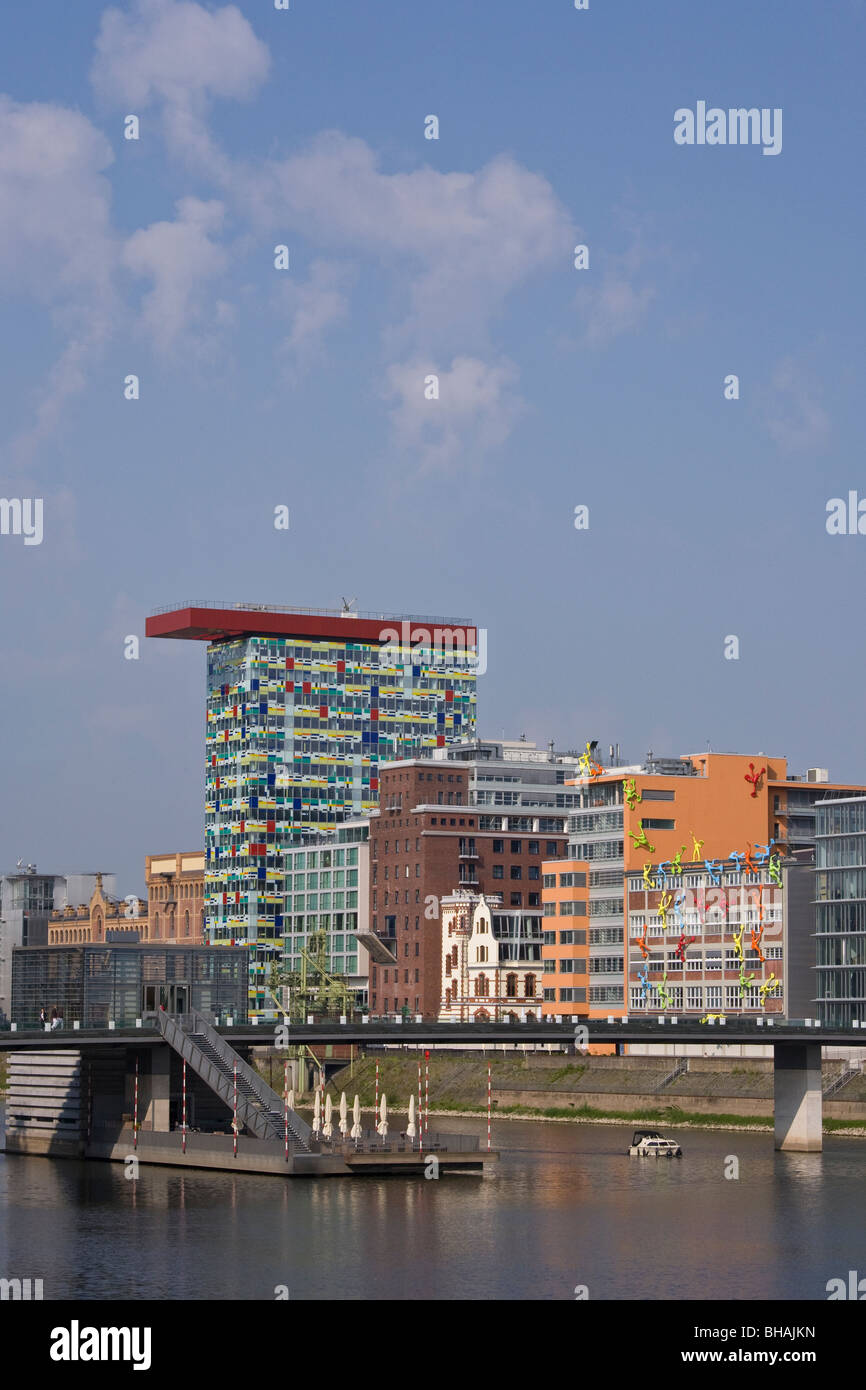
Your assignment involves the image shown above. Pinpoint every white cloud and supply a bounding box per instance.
[277,259,351,372]
[0,97,118,459]
[122,196,229,354]
[91,0,270,173]
[384,356,522,473]
[765,358,830,453]
[581,275,655,345]
[252,135,571,351]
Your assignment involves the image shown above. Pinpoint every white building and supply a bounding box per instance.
[439,890,542,1021]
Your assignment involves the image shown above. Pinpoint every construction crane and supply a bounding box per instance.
[269,931,352,1021]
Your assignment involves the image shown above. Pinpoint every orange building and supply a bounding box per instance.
[540,858,590,1019]
[562,751,866,1018]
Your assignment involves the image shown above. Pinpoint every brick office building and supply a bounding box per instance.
[368,742,576,1017]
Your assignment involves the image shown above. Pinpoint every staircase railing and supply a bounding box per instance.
[156,1010,311,1150]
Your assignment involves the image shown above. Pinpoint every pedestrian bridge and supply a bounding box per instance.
[1,1014,859,1151]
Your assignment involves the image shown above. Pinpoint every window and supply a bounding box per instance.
[506,973,518,998]
[642,789,675,801]
[542,874,556,889]
[528,866,540,881]
[492,865,504,879]
[558,958,586,973]
[642,819,676,831]
[559,901,587,916]
[510,841,521,854]
[546,841,558,855]
[493,839,504,853]
[510,893,522,907]
[559,872,586,888]
[510,866,522,880]
[559,987,586,1003]
[528,841,539,854]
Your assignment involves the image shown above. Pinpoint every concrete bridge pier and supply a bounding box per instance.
[774,1042,822,1152]
[142,1047,171,1133]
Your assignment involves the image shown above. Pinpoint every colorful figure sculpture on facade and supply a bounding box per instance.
[750,928,766,963]
[674,931,696,962]
[768,853,782,886]
[691,832,705,861]
[623,778,642,811]
[636,930,649,960]
[738,965,755,995]
[578,740,605,781]
[729,850,745,873]
[671,846,687,876]
[655,972,674,1010]
[658,891,672,929]
[642,861,656,889]
[673,891,687,931]
[657,860,671,887]
[744,763,766,798]
[704,858,722,885]
[759,975,781,1006]
[629,822,655,853]
[636,963,650,1001]
[744,843,758,875]
[700,1013,725,1024]
[733,923,746,964]
[755,840,775,865]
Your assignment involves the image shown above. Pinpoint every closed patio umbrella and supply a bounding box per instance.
[323,1093,333,1139]
[376,1094,388,1139]
[350,1095,362,1141]
[339,1091,348,1137]
[312,1089,321,1137]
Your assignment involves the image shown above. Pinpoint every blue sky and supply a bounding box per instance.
[1,0,864,893]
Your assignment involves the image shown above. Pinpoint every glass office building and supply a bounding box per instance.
[815,796,866,1026]
[147,605,478,1012]
[10,944,249,1029]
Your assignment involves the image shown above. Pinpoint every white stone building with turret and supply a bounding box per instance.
[439,890,542,1021]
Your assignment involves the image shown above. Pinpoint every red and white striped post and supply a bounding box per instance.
[424,1051,429,1135]
[284,1060,289,1164]
[233,1061,238,1158]
[417,1057,422,1151]
[182,1058,187,1154]
[375,1060,379,1130]
[487,1063,492,1151]
[133,1056,139,1150]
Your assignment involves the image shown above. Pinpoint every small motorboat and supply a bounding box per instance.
[628,1129,682,1157]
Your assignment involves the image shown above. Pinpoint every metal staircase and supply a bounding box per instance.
[157,1009,312,1152]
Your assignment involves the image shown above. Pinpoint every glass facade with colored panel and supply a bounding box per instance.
[205,633,476,1010]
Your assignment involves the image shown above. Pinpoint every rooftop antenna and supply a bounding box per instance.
[340,596,357,618]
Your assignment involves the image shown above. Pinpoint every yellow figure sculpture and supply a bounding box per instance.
[759,975,781,1006]
[642,861,656,889]
[691,832,705,861]
[671,845,687,875]
[733,922,746,964]
[578,740,604,781]
[658,891,672,930]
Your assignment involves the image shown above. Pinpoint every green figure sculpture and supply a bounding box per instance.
[629,821,656,853]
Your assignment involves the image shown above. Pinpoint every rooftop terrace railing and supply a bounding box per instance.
[149,600,474,625]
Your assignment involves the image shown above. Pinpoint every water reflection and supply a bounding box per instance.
[1,1110,865,1300]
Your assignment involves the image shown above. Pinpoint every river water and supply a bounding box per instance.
[0,1107,862,1300]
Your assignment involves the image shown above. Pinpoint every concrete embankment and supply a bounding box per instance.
[311,1052,866,1133]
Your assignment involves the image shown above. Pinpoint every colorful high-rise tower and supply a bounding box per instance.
[146,603,478,1011]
